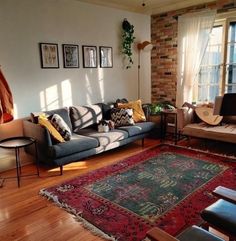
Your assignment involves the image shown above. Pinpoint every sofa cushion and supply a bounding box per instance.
[183,122,236,144]
[201,199,236,236]
[70,105,103,131]
[49,134,99,158]
[75,128,128,146]
[111,108,134,127]
[44,107,72,131]
[117,122,155,137]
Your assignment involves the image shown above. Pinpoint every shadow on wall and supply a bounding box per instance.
[0,68,106,171]
[37,69,105,112]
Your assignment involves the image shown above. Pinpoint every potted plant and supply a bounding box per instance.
[150,101,175,115]
[122,19,135,69]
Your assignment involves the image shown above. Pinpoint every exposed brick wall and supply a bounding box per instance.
[151,0,235,105]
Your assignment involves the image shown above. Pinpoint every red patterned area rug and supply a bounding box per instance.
[40,144,236,241]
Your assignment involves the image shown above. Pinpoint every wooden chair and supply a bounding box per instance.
[146,225,224,241]
[201,186,236,241]
[146,186,236,241]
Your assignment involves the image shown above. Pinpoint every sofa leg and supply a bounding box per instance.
[142,138,144,147]
[60,166,63,175]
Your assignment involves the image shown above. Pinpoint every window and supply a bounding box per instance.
[226,22,236,93]
[197,14,236,102]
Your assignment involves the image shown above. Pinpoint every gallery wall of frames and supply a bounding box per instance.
[39,42,113,69]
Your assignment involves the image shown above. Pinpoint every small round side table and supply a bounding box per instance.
[0,136,39,187]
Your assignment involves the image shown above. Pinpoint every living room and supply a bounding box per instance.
[1,0,236,240]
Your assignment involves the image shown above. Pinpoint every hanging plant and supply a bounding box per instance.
[122,19,135,69]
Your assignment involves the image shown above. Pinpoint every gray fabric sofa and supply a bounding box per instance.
[23,103,155,174]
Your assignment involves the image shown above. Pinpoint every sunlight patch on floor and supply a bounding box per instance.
[47,162,88,172]
[0,208,9,221]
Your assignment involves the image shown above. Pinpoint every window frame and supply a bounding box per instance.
[196,11,236,103]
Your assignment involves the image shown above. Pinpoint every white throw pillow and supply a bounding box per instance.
[50,114,72,141]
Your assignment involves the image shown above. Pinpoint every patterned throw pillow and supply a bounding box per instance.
[110,108,134,127]
[50,114,72,141]
[117,99,146,123]
[38,114,65,143]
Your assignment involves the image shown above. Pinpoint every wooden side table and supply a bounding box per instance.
[0,136,39,187]
[161,109,178,144]
[148,115,161,138]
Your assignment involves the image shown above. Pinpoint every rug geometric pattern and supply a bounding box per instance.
[86,152,226,223]
[40,144,236,241]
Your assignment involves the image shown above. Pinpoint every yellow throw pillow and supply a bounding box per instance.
[117,99,146,122]
[38,114,65,143]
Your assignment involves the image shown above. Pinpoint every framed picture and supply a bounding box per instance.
[99,46,113,68]
[39,43,59,68]
[82,45,97,68]
[62,44,79,68]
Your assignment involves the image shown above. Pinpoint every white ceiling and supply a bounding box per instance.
[77,0,214,15]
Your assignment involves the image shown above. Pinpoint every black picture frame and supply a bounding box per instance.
[99,46,113,68]
[39,43,59,68]
[82,45,97,68]
[62,44,79,68]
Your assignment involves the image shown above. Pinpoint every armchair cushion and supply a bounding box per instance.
[178,225,224,241]
[146,225,223,241]
[201,199,236,236]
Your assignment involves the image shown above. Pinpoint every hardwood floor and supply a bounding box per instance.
[0,138,160,241]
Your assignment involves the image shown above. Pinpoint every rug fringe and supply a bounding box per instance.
[39,189,117,241]
[173,142,236,161]
[75,215,117,241]
[39,189,59,203]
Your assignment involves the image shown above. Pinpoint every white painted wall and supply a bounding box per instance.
[0,0,151,119]
[0,0,151,172]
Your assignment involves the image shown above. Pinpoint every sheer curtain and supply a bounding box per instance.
[176,10,216,107]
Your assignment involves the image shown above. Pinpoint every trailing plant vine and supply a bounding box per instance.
[122,19,135,69]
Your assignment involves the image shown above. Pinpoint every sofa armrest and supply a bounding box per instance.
[23,119,52,146]
[23,119,52,161]
[213,186,236,205]
[142,104,151,121]
[146,227,178,241]
[177,107,195,131]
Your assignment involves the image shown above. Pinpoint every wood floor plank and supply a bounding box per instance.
[0,138,160,241]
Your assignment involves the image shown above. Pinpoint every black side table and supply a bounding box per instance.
[161,109,178,144]
[0,136,39,187]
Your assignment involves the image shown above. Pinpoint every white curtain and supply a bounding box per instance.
[176,10,216,107]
